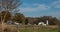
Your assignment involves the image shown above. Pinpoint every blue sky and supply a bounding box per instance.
[18,0,60,17]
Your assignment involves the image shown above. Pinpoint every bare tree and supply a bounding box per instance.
[0,0,21,32]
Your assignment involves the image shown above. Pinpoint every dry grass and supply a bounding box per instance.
[19,25,59,32]
[0,24,59,32]
[0,23,17,32]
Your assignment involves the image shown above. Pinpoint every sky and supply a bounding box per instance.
[18,0,60,17]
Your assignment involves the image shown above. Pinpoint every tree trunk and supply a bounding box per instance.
[1,11,8,32]
[1,22,3,32]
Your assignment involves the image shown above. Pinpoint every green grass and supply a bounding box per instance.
[19,28,58,32]
[19,25,59,32]
[45,29,58,32]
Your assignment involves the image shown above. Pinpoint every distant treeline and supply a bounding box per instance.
[0,11,60,25]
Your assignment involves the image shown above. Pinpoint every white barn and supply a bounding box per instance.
[38,20,49,26]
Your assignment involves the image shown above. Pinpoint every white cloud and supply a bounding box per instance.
[20,7,36,12]
[37,4,50,10]
[20,4,50,12]
[52,0,60,8]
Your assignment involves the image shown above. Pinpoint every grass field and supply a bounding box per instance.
[19,28,58,32]
[19,25,59,32]
[0,24,59,32]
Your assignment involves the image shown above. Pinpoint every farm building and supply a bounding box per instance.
[38,20,49,26]
[25,17,49,26]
